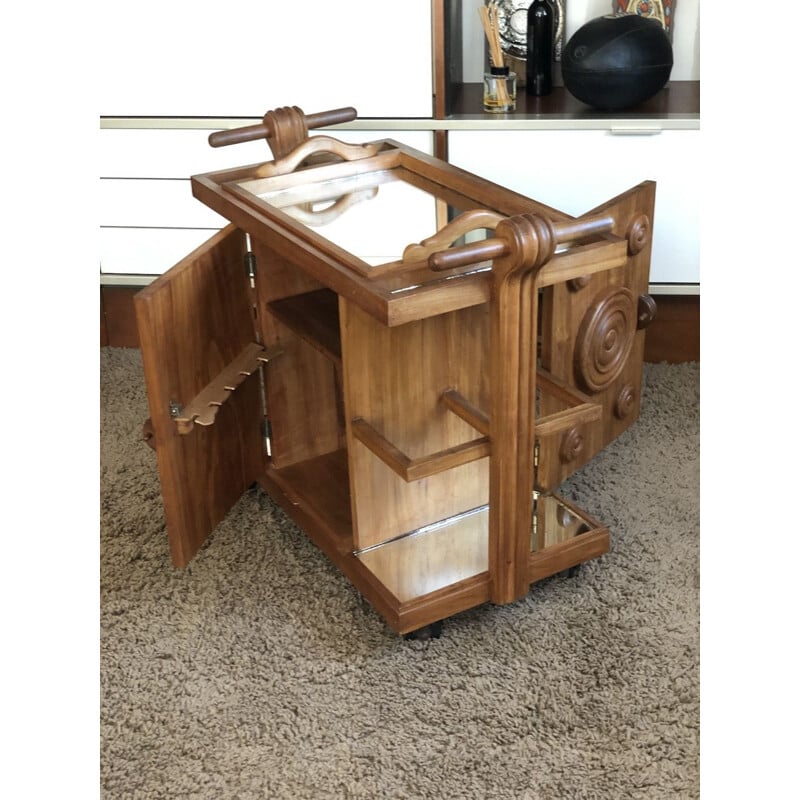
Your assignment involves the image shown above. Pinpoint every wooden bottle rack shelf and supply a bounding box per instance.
[350,416,490,482]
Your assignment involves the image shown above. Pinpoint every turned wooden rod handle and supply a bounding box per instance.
[208,123,267,148]
[428,239,508,272]
[427,213,616,272]
[304,106,358,129]
[554,214,615,242]
[208,106,358,147]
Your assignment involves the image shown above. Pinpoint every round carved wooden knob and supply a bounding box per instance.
[556,505,573,527]
[614,384,637,420]
[627,214,650,255]
[575,287,636,393]
[142,418,157,451]
[568,275,591,292]
[559,426,584,464]
[637,294,658,329]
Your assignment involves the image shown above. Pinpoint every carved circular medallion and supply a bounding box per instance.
[627,213,651,255]
[614,383,637,420]
[575,287,636,393]
[559,426,585,464]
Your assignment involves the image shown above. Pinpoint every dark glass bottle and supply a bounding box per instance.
[526,0,555,96]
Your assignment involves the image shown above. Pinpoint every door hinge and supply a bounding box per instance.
[262,418,272,457]
[244,250,257,280]
[532,442,540,543]
[244,232,257,285]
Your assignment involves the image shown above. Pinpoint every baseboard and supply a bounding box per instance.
[100,287,699,363]
[642,294,700,363]
[101,287,141,349]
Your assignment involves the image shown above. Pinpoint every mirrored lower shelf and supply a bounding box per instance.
[355,493,598,604]
[532,491,593,551]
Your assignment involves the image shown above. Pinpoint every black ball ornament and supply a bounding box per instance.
[562,14,673,111]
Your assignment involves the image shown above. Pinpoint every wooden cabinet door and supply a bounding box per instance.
[135,225,267,567]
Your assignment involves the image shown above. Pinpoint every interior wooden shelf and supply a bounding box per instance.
[267,289,342,366]
[263,448,353,554]
[446,81,700,122]
[351,416,490,482]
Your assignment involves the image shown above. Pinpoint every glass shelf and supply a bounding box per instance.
[355,492,597,603]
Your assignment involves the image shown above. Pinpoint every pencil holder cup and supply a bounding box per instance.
[483,66,517,113]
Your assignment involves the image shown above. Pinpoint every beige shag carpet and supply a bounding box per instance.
[100,348,699,799]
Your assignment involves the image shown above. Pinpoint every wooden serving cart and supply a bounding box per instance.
[135,105,657,636]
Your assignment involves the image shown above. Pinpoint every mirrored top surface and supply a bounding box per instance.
[235,167,484,267]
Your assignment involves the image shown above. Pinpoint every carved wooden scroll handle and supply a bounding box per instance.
[208,106,357,153]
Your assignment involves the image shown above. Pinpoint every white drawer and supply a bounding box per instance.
[99,129,433,179]
[99,129,434,276]
[448,129,701,285]
[99,179,226,229]
[100,228,221,276]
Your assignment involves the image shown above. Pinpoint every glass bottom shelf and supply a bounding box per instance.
[354,493,596,604]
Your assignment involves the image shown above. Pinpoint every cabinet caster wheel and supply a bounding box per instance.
[565,564,582,579]
[404,620,444,640]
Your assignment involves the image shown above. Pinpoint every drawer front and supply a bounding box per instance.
[448,129,700,286]
[100,229,221,277]
[100,129,434,276]
[100,179,226,229]
[99,129,273,178]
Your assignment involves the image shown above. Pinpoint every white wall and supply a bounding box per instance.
[97,0,433,118]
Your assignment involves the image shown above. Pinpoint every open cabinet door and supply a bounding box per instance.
[134,225,267,567]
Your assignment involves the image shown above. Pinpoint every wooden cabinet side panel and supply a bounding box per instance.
[538,182,656,489]
[134,226,266,567]
[342,300,491,549]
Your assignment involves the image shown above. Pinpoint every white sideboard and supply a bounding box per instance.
[448,128,700,286]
